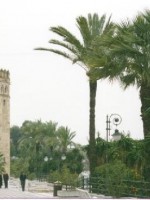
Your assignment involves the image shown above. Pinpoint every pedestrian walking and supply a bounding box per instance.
[3,172,9,188]
[20,172,27,191]
[0,174,3,188]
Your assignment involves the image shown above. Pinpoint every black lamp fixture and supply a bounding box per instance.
[106,114,122,141]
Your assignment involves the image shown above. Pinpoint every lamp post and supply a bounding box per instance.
[57,154,66,171]
[61,154,66,161]
[106,114,122,141]
[44,155,48,172]
[35,141,41,179]
[112,129,122,141]
[44,156,48,162]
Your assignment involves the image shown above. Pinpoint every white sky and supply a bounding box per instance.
[0,0,149,145]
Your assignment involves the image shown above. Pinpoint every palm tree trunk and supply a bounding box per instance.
[89,80,97,175]
[140,82,150,139]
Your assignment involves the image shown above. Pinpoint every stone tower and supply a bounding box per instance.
[0,69,10,174]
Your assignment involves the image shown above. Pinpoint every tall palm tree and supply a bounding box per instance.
[96,10,150,139]
[35,13,114,174]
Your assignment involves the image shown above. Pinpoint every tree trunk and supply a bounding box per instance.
[140,82,150,139]
[89,80,97,175]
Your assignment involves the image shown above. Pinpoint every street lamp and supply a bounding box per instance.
[44,156,48,162]
[112,129,122,141]
[61,154,66,161]
[11,156,18,160]
[57,154,66,170]
[106,114,122,141]
[44,156,49,177]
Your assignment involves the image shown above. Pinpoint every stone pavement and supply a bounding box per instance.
[0,177,54,199]
[0,177,114,199]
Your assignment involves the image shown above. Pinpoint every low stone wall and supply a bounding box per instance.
[57,188,91,198]
[28,180,53,193]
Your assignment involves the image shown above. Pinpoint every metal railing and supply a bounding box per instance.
[38,174,150,198]
[77,176,150,198]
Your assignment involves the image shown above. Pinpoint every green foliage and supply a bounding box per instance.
[49,165,78,188]
[94,161,131,197]
[27,172,36,180]
[105,10,150,138]
[56,126,76,153]
[10,125,22,156]
[94,135,149,183]
[10,126,22,144]
[10,120,83,178]
[66,148,84,173]
[11,158,29,177]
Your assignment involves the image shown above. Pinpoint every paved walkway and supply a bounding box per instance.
[0,177,114,199]
[0,177,54,199]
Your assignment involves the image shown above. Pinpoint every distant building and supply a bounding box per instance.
[0,69,10,174]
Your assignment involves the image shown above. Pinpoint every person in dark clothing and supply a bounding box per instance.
[20,172,27,191]
[3,173,9,188]
[0,174,3,188]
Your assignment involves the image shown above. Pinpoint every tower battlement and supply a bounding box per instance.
[0,69,10,80]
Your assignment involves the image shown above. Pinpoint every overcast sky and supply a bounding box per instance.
[0,0,149,145]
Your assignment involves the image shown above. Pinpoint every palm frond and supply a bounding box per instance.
[143,9,150,23]
[50,26,83,51]
[76,16,92,47]
[35,13,117,82]
[90,14,106,36]
[35,47,75,61]
[49,39,78,54]
[120,73,138,89]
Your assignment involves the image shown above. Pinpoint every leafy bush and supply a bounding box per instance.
[48,165,78,188]
[10,158,29,177]
[94,160,131,197]
[27,172,36,180]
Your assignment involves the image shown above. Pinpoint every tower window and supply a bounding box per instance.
[3,100,6,106]
[1,86,4,93]
[5,86,8,93]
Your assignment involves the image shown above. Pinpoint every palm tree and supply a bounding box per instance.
[35,13,114,174]
[94,10,150,138]
[56,126,76,153]
[100,10,150,139]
